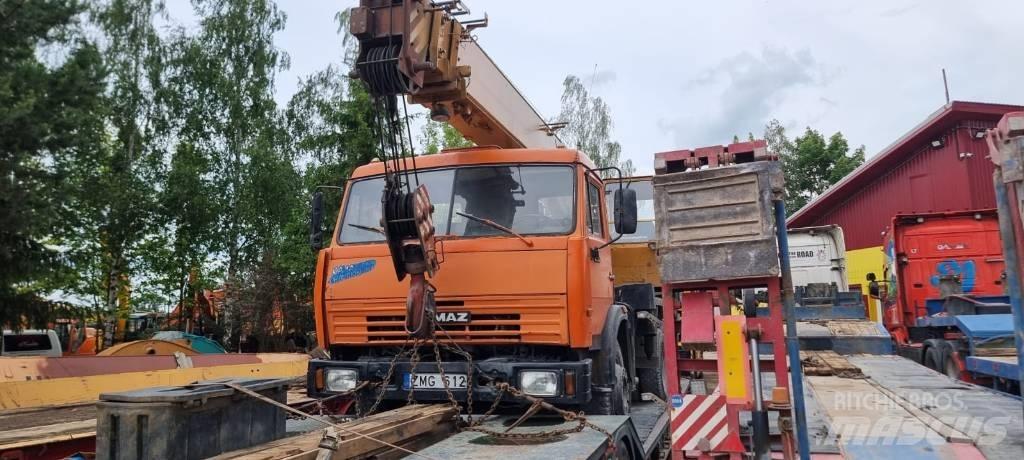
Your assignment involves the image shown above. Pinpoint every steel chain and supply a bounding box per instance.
[469,382,504,425]
[431,334,464,421]
[438,342,487,426]
[406,339,423,405]
[363,337,413,417]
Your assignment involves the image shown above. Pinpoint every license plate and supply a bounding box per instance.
[402,373,468,390]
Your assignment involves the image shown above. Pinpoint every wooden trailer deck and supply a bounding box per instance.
[803,354,1022,459]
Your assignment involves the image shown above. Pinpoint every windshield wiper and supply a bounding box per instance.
[347,223,385,235]
[456,212,534,247]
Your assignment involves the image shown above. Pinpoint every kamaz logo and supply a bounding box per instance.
[435,312,471,323]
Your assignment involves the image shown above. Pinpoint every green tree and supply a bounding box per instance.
[0,0,106,326]
[765,119,865,214]
[420,120,473,154]
[146,139,220,323]
[150,0,298,345]
[170,0,292,278]
[54,0,169,321]
[555,75,633,176]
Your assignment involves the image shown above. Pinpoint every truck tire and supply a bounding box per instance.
[586,341,631,416]
[637,329,667,400]
[609,344,631,415]
[922,339,943,373]
[944,355,961,380]
[936,340,962,380]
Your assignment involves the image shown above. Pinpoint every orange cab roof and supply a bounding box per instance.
[350,147,596,179]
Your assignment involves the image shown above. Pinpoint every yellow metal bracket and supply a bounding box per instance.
[714,315,752,407]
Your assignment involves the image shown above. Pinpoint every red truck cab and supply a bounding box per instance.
[883,209,1006,346]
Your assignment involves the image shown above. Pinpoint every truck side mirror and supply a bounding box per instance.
[614,188,638,235]
[310,191,324,252]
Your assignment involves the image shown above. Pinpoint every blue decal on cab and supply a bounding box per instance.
[670,394,683,408]
[329,260,376,284]
[930,259,976,293]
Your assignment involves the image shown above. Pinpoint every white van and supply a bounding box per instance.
[787,225,848,291]
[1,329,63,357]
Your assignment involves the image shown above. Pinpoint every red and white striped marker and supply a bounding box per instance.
[670,393,743,453]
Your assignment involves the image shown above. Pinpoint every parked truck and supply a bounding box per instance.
[305,1,669,458]
[787,225,848,290]
[880,209,1019,392]
[786,225,869,321]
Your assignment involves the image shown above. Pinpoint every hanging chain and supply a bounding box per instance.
[312,319,614,452]
[433,319,611,445]
[406,338,423,405]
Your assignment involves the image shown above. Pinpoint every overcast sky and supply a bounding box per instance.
[168,0,1024,174]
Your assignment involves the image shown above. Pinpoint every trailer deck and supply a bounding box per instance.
[803,354,1023,460]
[794,320,893,355]
[967,356,1020,382]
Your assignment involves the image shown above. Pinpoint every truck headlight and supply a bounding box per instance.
[325,368,358,392]
[519,370,558,396]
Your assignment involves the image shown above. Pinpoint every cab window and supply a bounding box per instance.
[339,165,576,244]
[586,181,602,236]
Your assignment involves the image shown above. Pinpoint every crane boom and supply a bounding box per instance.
[346,0,564,340]
[350,0,560,150]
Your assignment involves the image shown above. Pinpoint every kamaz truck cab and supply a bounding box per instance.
[307,147,656,414]
[306,0,660,417]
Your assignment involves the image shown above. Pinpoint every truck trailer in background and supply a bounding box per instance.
[787,225,848,291]
[881,209,1019,392]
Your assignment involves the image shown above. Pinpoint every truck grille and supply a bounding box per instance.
[326,295,567,345]
[366,313,522,342]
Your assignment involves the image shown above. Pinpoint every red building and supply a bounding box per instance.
[788,101,1024,291]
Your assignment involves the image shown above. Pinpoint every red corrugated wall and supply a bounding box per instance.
[805,120,998,250]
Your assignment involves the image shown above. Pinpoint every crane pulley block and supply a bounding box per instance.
[350,0,473,98]
[349,0,558,150]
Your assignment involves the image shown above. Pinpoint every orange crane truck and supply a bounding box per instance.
[304,4,669,456]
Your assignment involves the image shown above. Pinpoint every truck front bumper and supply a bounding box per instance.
[307,358,592,406]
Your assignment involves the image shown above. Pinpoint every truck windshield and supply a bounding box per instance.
[606,180,655,242]
[339,165,575,244]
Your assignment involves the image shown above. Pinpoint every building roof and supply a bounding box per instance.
[788,101,1024,227]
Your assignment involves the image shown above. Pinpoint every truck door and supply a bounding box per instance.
[586,178,613,318]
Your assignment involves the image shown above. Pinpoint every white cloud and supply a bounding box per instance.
[659,47,836,147]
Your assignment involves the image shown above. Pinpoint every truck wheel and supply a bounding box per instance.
[610,344,631,415]
[944,356,961,380]
[923,340,943,373]
[936,340,961,380]
[637,329,667,400]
